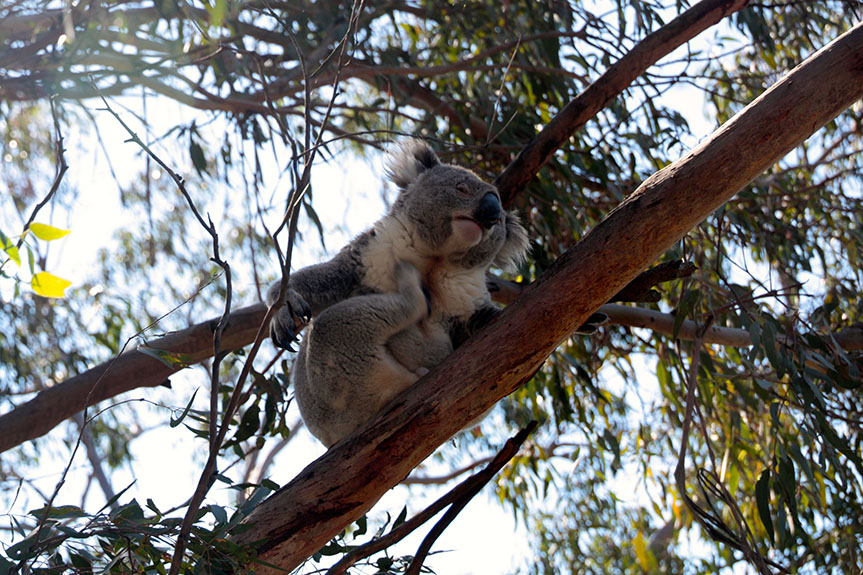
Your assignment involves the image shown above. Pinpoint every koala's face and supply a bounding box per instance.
[387,142,526,270]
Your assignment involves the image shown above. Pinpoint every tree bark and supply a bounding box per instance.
[231,21,863,573]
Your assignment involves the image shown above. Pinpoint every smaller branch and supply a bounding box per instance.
[673,322,788,575]
[611,260,697,303]
[403,422,537,575]
[94,93,237,575]
[488,259,696,306]
[403,457,494,486]
[495,0,752,205]
[485,36,522,147]
[326,421,537,575]
[15,95,68,250]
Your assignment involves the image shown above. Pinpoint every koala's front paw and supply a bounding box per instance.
[574,311,609,335]
[394,261,431,317]
[269,289,312,351]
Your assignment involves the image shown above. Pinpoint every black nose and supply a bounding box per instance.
[474,192,502,229]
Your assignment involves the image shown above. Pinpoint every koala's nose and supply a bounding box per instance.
[474,192,502,229]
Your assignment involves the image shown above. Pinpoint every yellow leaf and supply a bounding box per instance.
[633,530,649,570]
[31,271,73,298]
[28,223,71,241]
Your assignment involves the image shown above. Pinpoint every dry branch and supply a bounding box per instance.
[230,21,863,573]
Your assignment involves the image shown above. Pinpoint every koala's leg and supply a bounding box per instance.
[293,262,429,446]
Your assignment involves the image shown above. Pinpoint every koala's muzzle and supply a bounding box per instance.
[474,192,502,229]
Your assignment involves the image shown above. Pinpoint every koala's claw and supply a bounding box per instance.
[421,285,432,316]
[269,290,312,351]
[575,311,610,335]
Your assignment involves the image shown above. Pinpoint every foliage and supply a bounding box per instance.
[1,1,862,574]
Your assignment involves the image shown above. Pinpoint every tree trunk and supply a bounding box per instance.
[231,21,863,573]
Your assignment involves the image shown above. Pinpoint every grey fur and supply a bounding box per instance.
[267,141,528,447]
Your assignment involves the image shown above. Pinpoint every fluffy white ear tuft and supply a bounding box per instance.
[386,140,441,189]
[494,213,530,271]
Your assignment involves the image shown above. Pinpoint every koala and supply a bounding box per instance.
[267,141,529,447]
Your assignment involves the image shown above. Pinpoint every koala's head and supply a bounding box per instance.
[386,141,528,271]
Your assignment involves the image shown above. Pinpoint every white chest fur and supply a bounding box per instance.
[360,215,490,321]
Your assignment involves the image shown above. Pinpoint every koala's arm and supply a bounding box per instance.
[267,234,368,349]
[448,304,500,349]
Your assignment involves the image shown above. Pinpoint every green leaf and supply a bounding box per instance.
[138,344,193,369]
[788,443,816,497]
[233,403,260,443]
[146,498,162,516]
[27,504,87,520]
[171,389,199,428]
[755,469,774,544]
[27,222,71,241]
[69,551,94,572]
[206,0,228,28]
[190,140,207,176]
[673,289,700,339]
[5,531,42,561]
[97,481,136,515]
[209,504,228,525]
[392,506,408,529]
[0,230,20,265]
[633,530,650,570]
[31,271,72,298]
[353,515,368,539]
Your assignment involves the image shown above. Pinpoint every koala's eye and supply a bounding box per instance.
[454,183,472,196]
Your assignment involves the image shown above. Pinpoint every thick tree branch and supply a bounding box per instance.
[228,22,863,572]
[495,0,751,205]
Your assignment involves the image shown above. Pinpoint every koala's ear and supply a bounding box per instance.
[386,140,441,189]
[494,212,530,271]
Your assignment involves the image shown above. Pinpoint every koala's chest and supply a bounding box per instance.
[359,218,490,320]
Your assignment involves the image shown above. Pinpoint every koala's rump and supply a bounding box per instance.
[293,315,450,447]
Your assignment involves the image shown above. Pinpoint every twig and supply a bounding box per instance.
[15,95,68,250]
[326,421,537,575]
[485,35,522,147]
[610,259,697,303]
[72,413,118,509]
